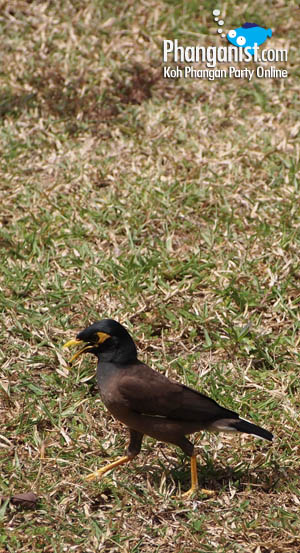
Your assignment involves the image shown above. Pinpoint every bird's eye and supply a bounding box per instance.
[228,30,236,38]
[89,334,99,344]
[236,35,246,46]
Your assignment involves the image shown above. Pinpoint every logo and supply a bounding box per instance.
[162,8,288,81]
[227,23,272,55]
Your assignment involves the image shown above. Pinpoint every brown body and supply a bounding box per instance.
[97,359,240,457]
[64,319,273,497]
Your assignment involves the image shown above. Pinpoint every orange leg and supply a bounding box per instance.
[85,429,143,483]
[181,455,215,499]
[85,455,132,481]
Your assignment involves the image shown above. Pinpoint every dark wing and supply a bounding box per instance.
[168,383,239,423]
[118,362,238,423]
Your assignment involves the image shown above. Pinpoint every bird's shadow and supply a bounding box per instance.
[135,456,281,495]
[87,456,285,510]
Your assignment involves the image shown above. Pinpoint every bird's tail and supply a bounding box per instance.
[232,417,273,441]
[210,417,273,441]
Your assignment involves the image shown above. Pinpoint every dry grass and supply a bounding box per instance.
[0,0,300,552]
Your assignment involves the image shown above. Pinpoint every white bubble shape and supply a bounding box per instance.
[217,28,222,33]
[236,35,246,46]
[222,33,225,37]
[218,20,224,25]
[214,17,219,21]
[213,9,220,16]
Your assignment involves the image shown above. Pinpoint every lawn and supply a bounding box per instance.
[0,1,299,552]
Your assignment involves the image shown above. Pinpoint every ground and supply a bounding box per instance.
[0,1,299,552]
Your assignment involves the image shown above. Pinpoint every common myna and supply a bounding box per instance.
[63,319,273,497]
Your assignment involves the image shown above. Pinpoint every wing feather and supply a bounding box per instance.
[118,362,238,423]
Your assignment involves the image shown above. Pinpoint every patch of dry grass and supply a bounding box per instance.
[0,1,300,552]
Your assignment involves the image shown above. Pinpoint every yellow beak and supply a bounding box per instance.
[63,339,83,349]
[62,339,95,366]
[62,332,110,366]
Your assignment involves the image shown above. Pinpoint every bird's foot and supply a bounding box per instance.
[85,467,109,482]
[85,455,131,482]
[176,455,215,499]
[180,487,215,499]
[199,488,215,496]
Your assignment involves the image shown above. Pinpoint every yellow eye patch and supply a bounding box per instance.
[97,332,110,343]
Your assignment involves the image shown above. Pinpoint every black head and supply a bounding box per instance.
[63,319,137,365]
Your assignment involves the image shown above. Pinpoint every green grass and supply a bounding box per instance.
[1,0,300,551]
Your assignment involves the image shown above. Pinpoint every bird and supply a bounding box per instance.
[63,319,273,498]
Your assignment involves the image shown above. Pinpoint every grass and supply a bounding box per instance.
[0,0,300,551]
